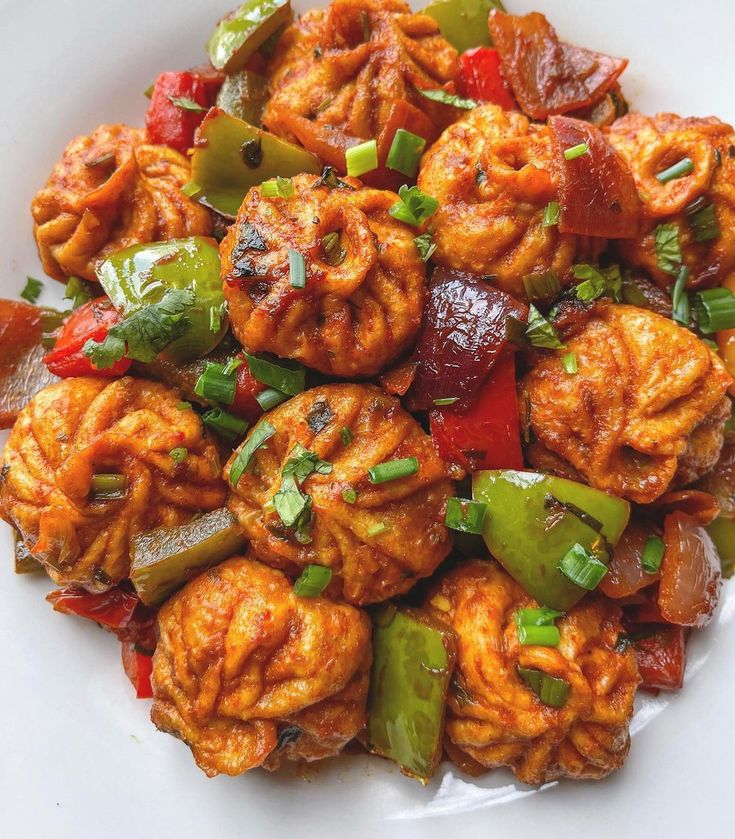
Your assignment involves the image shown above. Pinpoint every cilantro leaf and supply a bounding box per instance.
[168,95,207,113]
[83,288,195,369]
[272,444,333,543]
[573,264,623,303]
[417,88,477,110]
[654,224,682,275]
[389,185,439,227]
[526,305,565,349]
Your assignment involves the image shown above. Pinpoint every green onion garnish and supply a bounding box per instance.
[642,535,665,574]
[288,248,306,289]
[194,362,237,405]
[558,543,608,590]
[222,357,243,376]
[542,201,560,227]
[517,666,570,708]
[654,223,682,276]
[90,473,127,500]
[20,277,43,303]
[261,176,294,199]
[342,487,357,504]
[656,157,694,183]
[293,564,332,597]
[202,408,248,441]
[367,522,389,537]
[386,129,426,178]
[433,397,458,406]
[688,203,721,243]
[255,387,289,411]
[515,607,563,626]
[417,88,477,109]
[229,421,276,487]
[339,427,353,446]
[564,142,589,161]
[176,401,192,411]
[523,271,561,302]
[694,287,735,333]
[671,265,690,326]
[345,140,378,178]
[245,354,305,395]
[526,305,565,349]
[322,232,346,266]
[368,457,419,484]
[169,447,188,464]
[64,276,91,309]
[413,233,436,262]
[388,185,439,227]
[445,497,486,534]
[561,352,578,374]
[517,624,560,646]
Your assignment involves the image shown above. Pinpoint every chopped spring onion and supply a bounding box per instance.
[542,201,560,227]
[671,265,691,326]
[288,248,306,289]
[255,387,290,411]
[523,271,560,302]
[64,276,91,309]
[417,88,477,109]
[433,397,458,406]
[655,157,694,183]
[339,427,353,446]
[413,233,436,262]
[388,185,439,227]
[654,223,682,276]
[261,176,294,199]
[229,421,276,487]
[516,624,560,646]
[525,305,565,349]
[346,140,378,178]
[194,362,237,405]
[386,129,426,178]
[245,354,305,395]
[222,357,243,376]
[181,181,202,199]
[176,401,192,411]
[694,287,735,333]
[561,352,578,374]
[368,457,419,484]
[517,666,570,708]
[563,142,589,161]
[169,447,188,464]
[202,408,248,441]
[688,202,721,243]
[367,522,390,537]
[342,487,357,504]
[642,535,665,574]
[515,607,563,627]
[293,564,332,597]
[90,473,127,500]
[20,277,43,303]
[445,497,486,534]
[322,232,346,266]
[558,543,608,590]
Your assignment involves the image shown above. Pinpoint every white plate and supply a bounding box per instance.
[1,1,734,837]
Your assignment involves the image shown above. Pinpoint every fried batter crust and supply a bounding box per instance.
[31,124,212,281]
[221,173,426,377]
[226,384,453,605]
[0,377,225,590]
[417,104,603,299]
[151,555,371,777]
[425,561,639,784]
[521,303,732,503]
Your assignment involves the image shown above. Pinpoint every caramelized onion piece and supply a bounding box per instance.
[660,512,721,627]
[550,116,642,239]
[599,520,661,599]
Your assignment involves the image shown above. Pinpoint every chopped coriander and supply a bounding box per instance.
[64,276,91,309]
[272,444,332,542]
[563,142,589,161]
[168,95,207,112]
[417,88,477,109]
[339,427,353,446]
[642,535,665,574]
[342,487,357,504]
[293,564,332,597]
[525,305,565,349]
[655,157,693,183]
[523,271,560,302]
[573,264,623,302]
[169,447,188,464]
[542,201,560,227]
[288,248,306,288]
[413,232,436,262]
[229,421,276,487]
[345,140,378,178]
[84,288,194,368]
[20,277,43,303]
[388,185,438,227]
[654,223,682,276]
[561,352,578,374]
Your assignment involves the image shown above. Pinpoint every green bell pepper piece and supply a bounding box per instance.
[215,70,269,125]
[187,109,321,218]
[14,532,44,575]
[422,0,505,53]
[96,237,226,363]
[366,605,456,784]
[130,508,246,606]
[207,0,292,74]
[706,515,735,579]
[472,470,630,610]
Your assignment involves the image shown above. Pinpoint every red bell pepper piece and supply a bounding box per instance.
[430,350,524,473]
[456,47,516,110]
[44,298,131,378]
[146,71,210,154]
[47,585,139,629]
[630,625,687,691]
[121,641,154,699]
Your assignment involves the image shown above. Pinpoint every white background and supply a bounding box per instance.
[1,1,734,837]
